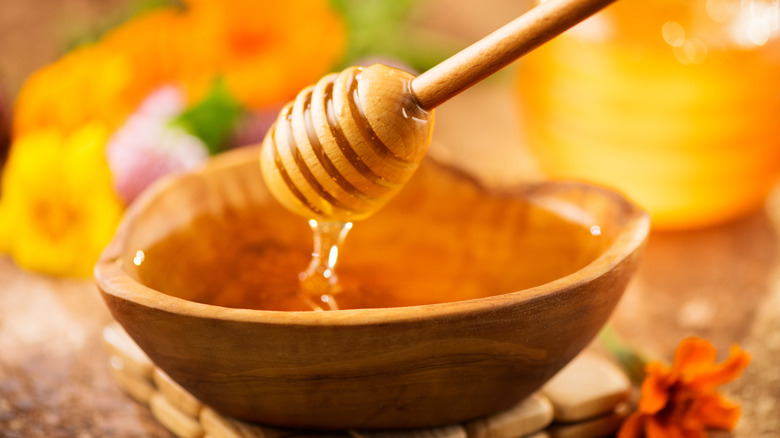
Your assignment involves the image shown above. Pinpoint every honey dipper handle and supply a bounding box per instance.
[410,0,616,110]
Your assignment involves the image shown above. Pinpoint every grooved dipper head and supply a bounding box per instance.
[260,64,434,222]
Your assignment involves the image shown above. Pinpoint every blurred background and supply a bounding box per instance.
[0,0,540,277]
[1,0,780,436]
[2,1,779,276]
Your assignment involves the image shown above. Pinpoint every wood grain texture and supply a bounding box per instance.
[107,339,627,437]
[410,0,617,109]
[154,368,203,419]
[95,147,649,430]
[260,64,433,222]
[200,407,295,438]
[102,322,154,380]
[108,360,156,405]
[149,392,204,438]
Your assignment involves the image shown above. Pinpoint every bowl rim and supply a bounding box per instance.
[95,147,650,327]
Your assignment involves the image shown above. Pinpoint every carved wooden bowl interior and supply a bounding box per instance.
[95,146,649,430]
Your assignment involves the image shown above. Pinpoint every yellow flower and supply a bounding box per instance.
[0,197,12,254]
[13,44,145,137]
[0,124,124,277]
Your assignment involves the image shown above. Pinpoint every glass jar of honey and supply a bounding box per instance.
[517,0,780,229]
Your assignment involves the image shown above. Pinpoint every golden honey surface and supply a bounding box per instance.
[131,162,609,311]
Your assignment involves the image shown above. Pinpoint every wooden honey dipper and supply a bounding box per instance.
[260,0,616,222]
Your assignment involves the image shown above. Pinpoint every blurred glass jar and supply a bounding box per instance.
[517,0,780,229]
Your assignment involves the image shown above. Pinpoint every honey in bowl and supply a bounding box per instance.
[130,160,610,311]
[97,147,648,429]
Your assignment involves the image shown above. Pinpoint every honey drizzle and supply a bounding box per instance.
[298,220,353,311]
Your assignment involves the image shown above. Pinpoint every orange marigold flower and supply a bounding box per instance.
[101,7,214,104]
[184,0,346,109]
[618,337,751,438]
[14,0,346,139]
[13,44,145,137]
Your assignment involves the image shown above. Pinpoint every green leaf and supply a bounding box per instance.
[599,325,650,384]
[330,0,452,73]
[171,79,243,155]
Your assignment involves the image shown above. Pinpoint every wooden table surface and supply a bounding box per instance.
[1,77,778,437]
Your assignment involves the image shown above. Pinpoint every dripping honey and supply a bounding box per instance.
[130,162,610,311]
[297,220,352,311]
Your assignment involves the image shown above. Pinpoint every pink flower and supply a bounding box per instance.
[107,87,208,204]
[135,85,186,119]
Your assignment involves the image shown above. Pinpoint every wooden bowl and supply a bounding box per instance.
[95,147,649,430]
